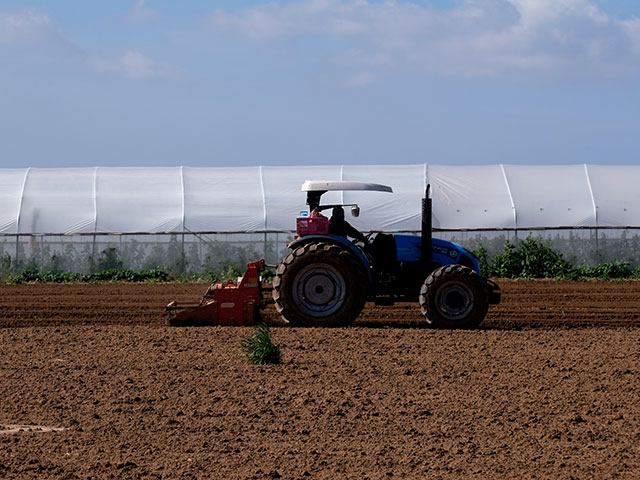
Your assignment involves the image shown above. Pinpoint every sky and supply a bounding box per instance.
[1,0,639,168]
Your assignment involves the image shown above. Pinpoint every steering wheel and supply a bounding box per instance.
[355,232,374,248]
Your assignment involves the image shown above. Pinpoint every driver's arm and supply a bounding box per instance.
[345,222,368,244]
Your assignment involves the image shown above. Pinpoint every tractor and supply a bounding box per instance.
[272,180,501,328]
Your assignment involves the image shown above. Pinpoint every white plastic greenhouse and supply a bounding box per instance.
[1,164,640,272]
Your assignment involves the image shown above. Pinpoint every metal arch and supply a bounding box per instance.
[500,164,517,231]
[92,167,99,235]
[179,166,186,233]
[259,165,267,232]
[584,164,598,227]
[15,167,31,235]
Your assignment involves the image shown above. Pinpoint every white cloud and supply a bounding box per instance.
[622,18,640,55]
[0,9,58,45]
[120,0,161,24]
[1,9,173,81]
[205,0,640,80]
[347,71,374,87]
[91,51,173,80]
[208,0,374,39]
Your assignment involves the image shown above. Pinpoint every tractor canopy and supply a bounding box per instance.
[301,180,393,212]
[301,180,393,193]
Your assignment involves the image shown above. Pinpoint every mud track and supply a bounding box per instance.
[1,280,639,479]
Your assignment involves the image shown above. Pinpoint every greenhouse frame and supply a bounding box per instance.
[1,164,640,273]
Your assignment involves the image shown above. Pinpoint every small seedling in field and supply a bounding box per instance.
[241,324,281,365]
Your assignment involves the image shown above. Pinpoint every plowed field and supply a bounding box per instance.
[1,280,640,479]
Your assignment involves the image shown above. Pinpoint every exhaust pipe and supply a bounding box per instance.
[422,184,432,266]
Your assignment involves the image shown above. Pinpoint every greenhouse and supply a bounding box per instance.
[1,164,640,273]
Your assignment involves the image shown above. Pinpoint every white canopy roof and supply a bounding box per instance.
[301,180,393,193]
[0,164,639,235]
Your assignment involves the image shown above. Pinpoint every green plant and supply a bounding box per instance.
[4,267,170,284]
[471,245,490,277]
[471,237,640,280]
[488,236,574,279]
[0,252,12,271]
[575,260,633,280]
[262,266,276,283]
[241,324,282,365]
[97,247,123,271]
[219,262,243,283]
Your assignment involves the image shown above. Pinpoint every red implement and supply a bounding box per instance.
[166,260,267,326]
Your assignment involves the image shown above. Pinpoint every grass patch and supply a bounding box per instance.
[241,324,282,365]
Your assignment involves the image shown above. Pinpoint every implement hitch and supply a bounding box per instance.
[166,260,269,326]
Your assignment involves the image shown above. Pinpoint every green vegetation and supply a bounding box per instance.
[5,267,169,284]
[0,261,271,285]
[0,233,284,284]
[1,235,640,283]
[241,324,282,365]
[0,233,289,277]
[474,236,640,280]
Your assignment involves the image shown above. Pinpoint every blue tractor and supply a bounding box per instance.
[272,181,501,328]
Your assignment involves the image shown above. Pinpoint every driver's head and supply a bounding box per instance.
[332,206,345,220]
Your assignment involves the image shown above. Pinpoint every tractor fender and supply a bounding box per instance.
[287,235,373,283]
[431,238,481,274]
[429,239,500,304]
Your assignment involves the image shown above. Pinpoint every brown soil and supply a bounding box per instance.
[1,280,639,479]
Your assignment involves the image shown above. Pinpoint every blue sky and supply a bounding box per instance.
[1,0,639,168]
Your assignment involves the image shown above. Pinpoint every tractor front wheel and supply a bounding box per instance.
[419,264,489,329]
[272,243,367,327]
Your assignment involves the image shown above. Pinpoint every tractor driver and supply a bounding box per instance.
[329,206,368,245]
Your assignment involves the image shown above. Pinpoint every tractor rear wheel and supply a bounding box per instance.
[272,242,368,327]
[419,264,489,329]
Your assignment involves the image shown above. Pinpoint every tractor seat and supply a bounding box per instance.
[369,233,397,270]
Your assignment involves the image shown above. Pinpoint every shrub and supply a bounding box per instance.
[488,236,574,279]
[241,324,282,365]
[97,247,123,271]
[260,265,276,283]
[219,262,243,283]
[476,237,639,280]
[471,246,490,277]
[575,260,633,280]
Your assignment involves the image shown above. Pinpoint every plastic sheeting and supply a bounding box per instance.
[1,164,639,235]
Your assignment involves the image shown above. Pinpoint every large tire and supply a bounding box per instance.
[419,264,489,329]
[272,242,368,327]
